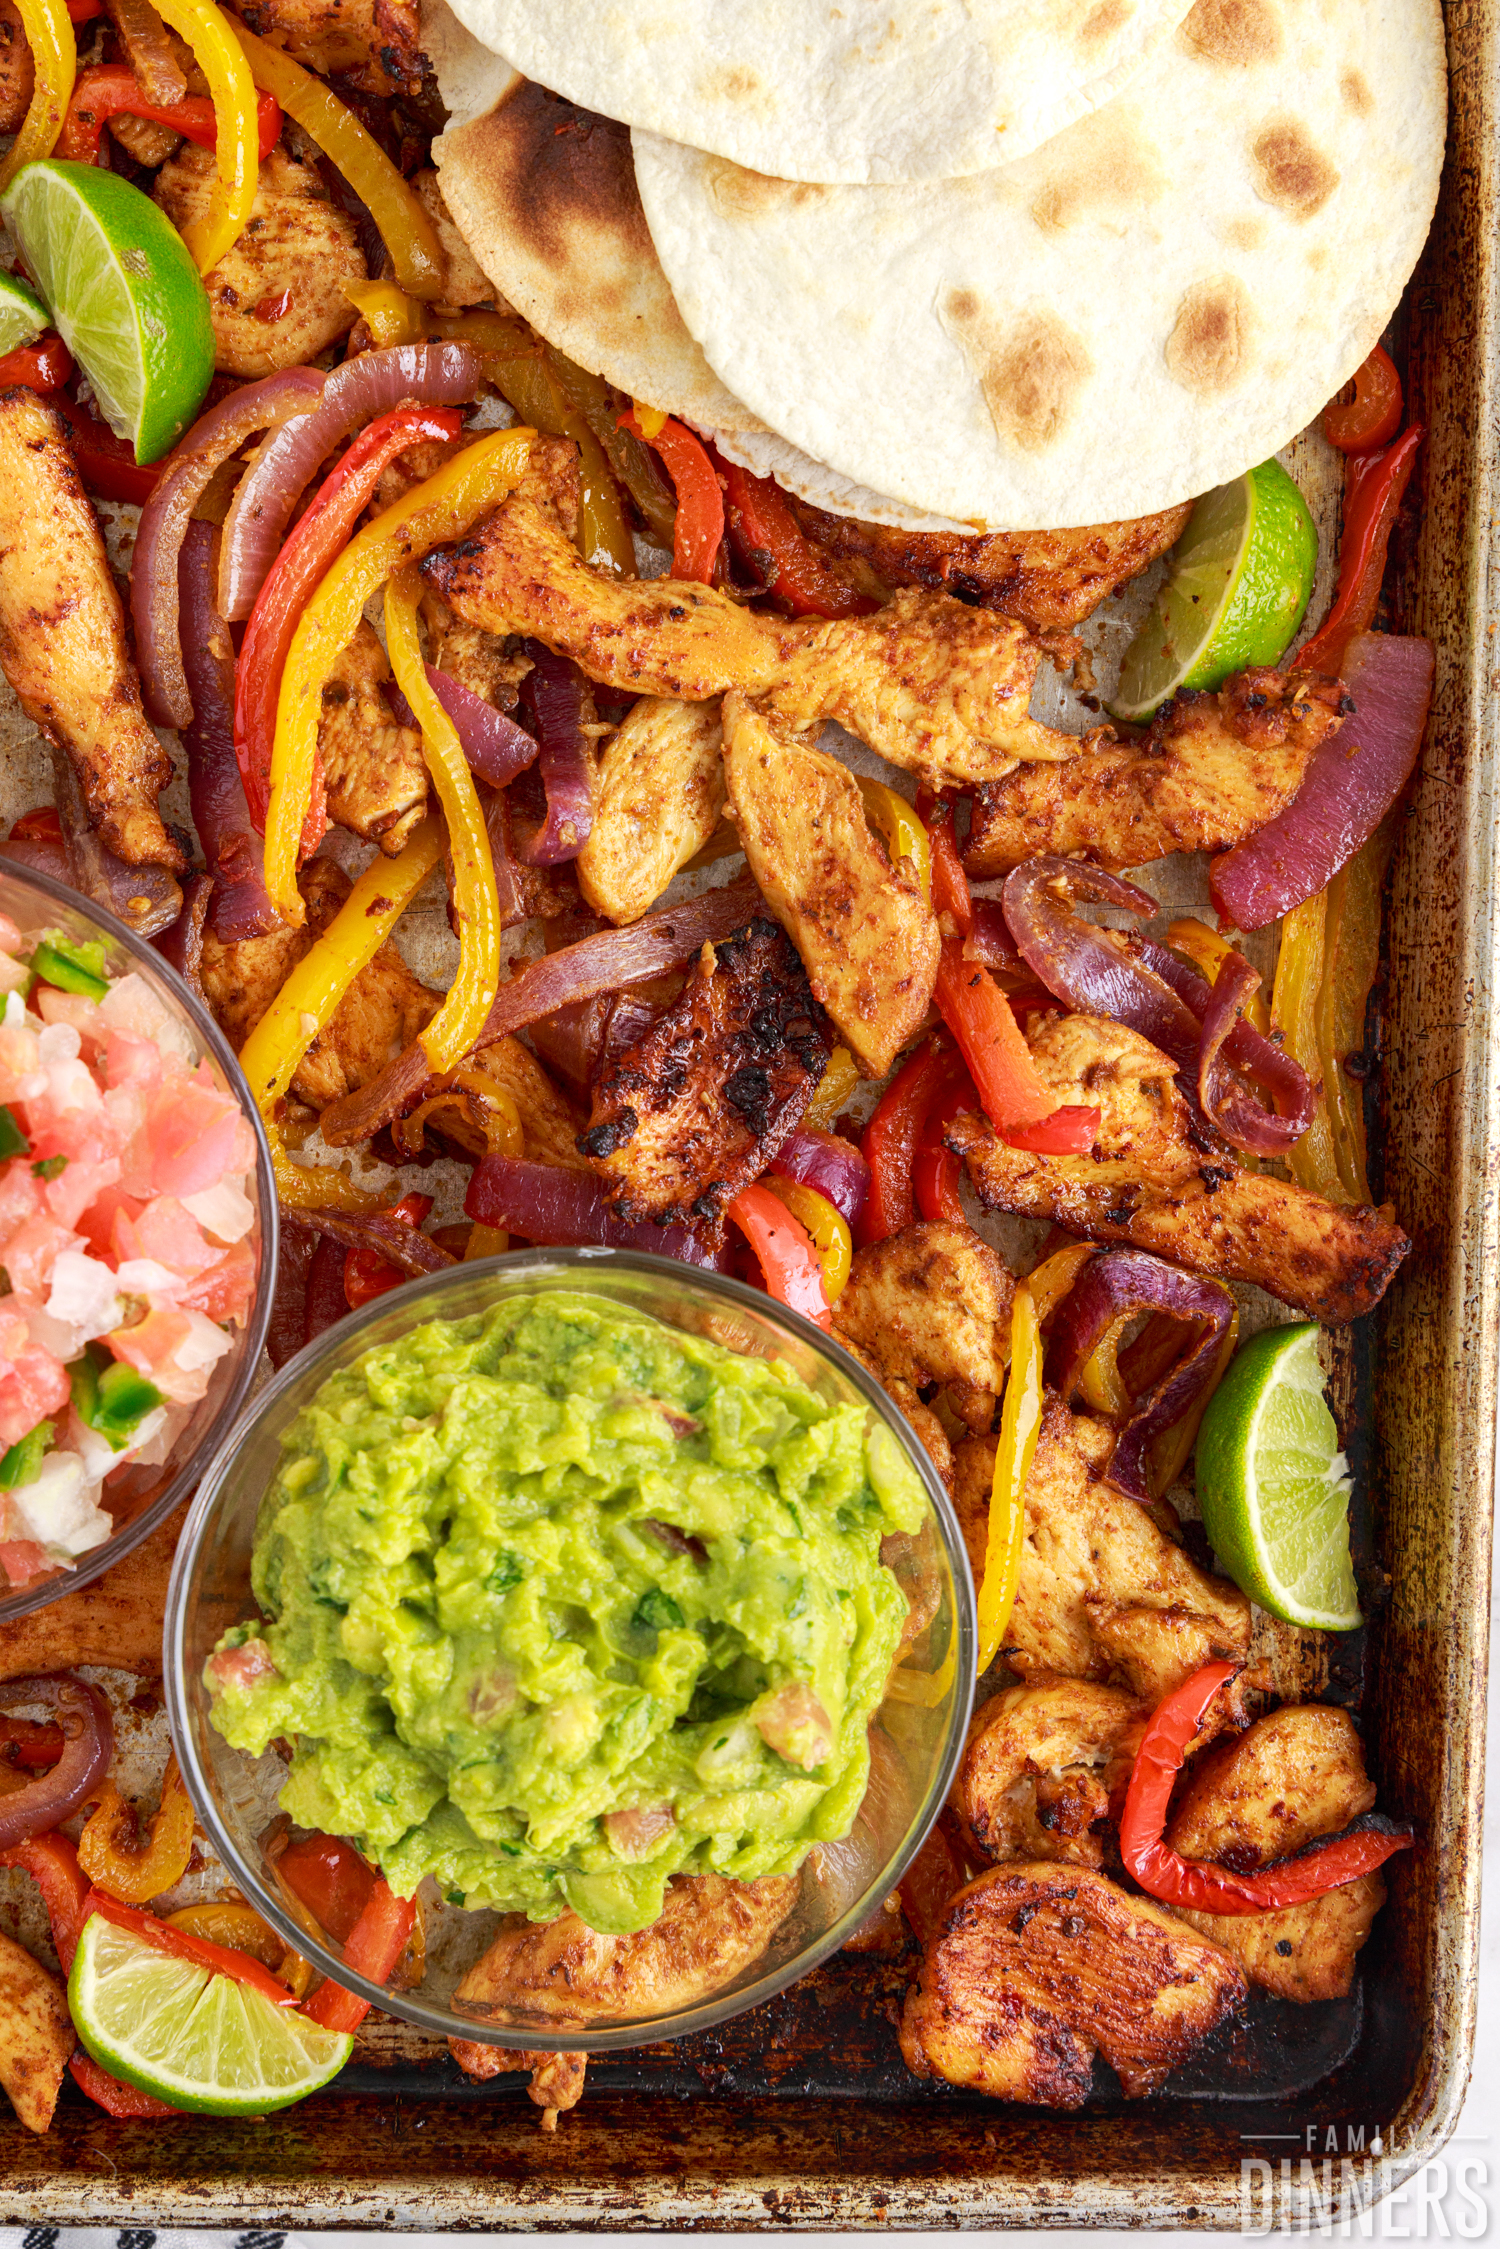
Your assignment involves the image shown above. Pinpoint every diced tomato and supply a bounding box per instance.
[143,1071,255,1197]
[176,1237,257,1322]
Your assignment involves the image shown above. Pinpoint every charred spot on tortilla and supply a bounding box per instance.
[705,158,823,222]
[1164,276,1252,395]
[1028,109,1166,233]
[943,296,1093,456]
[473,80,649,271]
[1225,215,1267,251]
[1179,0,1284,69]
[1250,117,1340,221]
[1078,0,1132,48]
[1341,69,1375,115]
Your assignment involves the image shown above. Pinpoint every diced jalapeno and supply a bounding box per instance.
[0,1106,27,1160]
[0,1421,54,1490]
[71,1351,162,1451]
[28,933,109,1002]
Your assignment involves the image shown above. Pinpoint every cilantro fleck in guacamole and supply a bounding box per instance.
[208,1291,927,1934]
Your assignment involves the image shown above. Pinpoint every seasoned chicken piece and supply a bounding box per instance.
[421,496,1093,785]
[200,856,438,1110]
[413,169,495,306]
[577,697,725,925]
[837,1337,955,1487]
[0,0,33,134]
[1166,1705,1386,2004]
[790,496,1194,634]
[900,1863,1245,2104]
[318,619,428,854]
[445,2039,587,2131]
[0,1934,72,2133]
[721,697,939,1075]
[447,1873,797,2036]
[414,1036,588,1172]
[0,390,179,870]
[952,1396,1251,1700]
[154,145,364,378]
[239,0,432,98]
[833,1219,1013,1431]
[424,610,534,712]
[965,669,1348,876]
[108,110,183,165]
[948,1013,1410,1324]
[580,920,830,1227]
[953,1675,1149,1869]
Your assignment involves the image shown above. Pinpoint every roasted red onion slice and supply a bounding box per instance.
[216,343,485,621]
[267,1227,315,1367]
[1047,1250,1235,1506]
[152,870,214,994]
[1212,634,1435,930]
[963,897,1023,972]
[1132,937,1317,1151]
[48,746,183,940]
[466,1157,735,1269]
[773,1125,871,1228]
[0,1676,114,1847]
[132,367,327,727]
[388,669,539,790]
[178,522,278,943]
[517,644,594,865]
[279,1204,457,1277]
[0,835,69,882]
[305,1236,351,1345]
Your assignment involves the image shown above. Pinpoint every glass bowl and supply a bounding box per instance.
[0,860,276,1621]
[165,1248,975,2053]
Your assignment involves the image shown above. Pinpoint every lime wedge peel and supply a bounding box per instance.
[0,159,215,464]
[68,1912,352,2116]
[1110,458,1318,723]
[0,270,48,356]
[1195,1321,1362,1634]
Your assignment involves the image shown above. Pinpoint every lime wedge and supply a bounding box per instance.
[68,1913,352,2115]
[0,270,49,355]
[0,160,214,464]
[1194,1322,1361,1632]
[1111,460,1318,722]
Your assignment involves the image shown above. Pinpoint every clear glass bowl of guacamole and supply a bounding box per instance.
[165,1250,975,2052]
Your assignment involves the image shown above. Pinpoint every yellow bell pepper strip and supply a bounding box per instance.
[1165,919,1271,1037]
[0,0,75,193]
[801,1044,860,1130]
[1026,1242,1094,1327]
[238,817,444,1209]
[147,0,259,274]
[550,349,677,548]
[1271,891,1345,1202]
[858,777,932,903]
[1079,1317,1135,1420]
[884,1633,958,1709]
[166,1901,315,2000]
[1317,824,1395,1206]
[384,568,501,1075]
[343,278,428,349]
[264,426,534,925]
[975,1281,1043,1676]
[764,1175,853,1305]
[232,21,443,296]
[77,1751,195,1904]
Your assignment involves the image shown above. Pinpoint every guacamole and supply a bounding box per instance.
[209,1290,927,1934]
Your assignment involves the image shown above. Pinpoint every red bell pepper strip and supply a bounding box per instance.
[858,1039,966,1247]
[81,1892,302,2007]
[618,408,724,582]
[235,402,464,834]
[302,1877,416,2035]
[996,1105,1101,1155]
[344,1190,433,1310]
[65,0,104,19]
[0,1833,91,1974]
[716,450,877,619]
[59,65,282,166]
[277,1830,377,1945]
[10,806,64,844]
[1322,347,1403,455]
[0,334,73,390]
[1120,1661,1415,1916]
[49,392,163,504]
[933,937,1064,1133]
[727,1182,832,1329]
[70,2050,184,2118]
[1297,425,1424,678]
[913,1143,965,1227]
[0,1715,65,1769]
[918,795,974,935]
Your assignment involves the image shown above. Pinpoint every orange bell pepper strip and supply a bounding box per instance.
[302,1877,416,2035]
[76,1751,195,1904]
[728,1182,833,1329]
[918,794,974,935]
[58,63,280,164]
[1297,424,1423,677]
[0,1831,90,1972]
[167,1901,314,1999]
[974,1282,1043,1675]
[716,449,877,618]
[619,405,724,581]
[1322,346,1403,455]
[933,937,1069,1134]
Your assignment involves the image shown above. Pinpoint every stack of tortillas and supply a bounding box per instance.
[426,0,1447,532]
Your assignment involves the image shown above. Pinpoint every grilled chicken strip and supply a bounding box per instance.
[1165,1706,1387,2005]
[721,696,939,1074]
[200,856,437,1110]
[0,0,32,134]
[789,496,1194,634]
[900,1862,1245,2104]
[952,1397,1251,1702]
[577,697,726,925]
[952,1675,1150,1870]
[833,1219,1014,1433]
[948,1013,1410,1324]
[421,496,1095,787]
[0,390,180,870]
[319,619,429,854]
[442,2039,587,2131]
[239,0,433,99]
[965,668,1349,876]
[580,920,830,1227]
[154,146,364,378]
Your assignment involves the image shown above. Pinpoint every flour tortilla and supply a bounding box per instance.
[634,0,1447,531]
[435,0,1202,185]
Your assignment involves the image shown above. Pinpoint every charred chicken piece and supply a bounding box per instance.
[154,145,364,378]
[833,1220,1014,1433]
[239,0,433,99]
[952,1395,1251,1702]
[200,856,438,1110]
[721,697,939,1075]
[1165,1705,1387,2004]
[953,1674,1150,1870]
[0,0,32,134]
[0,390,180,870]
[443,2040,587,2132]
[947,1012,1410,1324]
[964,668,1349,876]
[577,696,726,926]
[580,919,830,1227]
[899,1862,1245,2104]
[319,619,429,855]
[788,496,1194,635]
